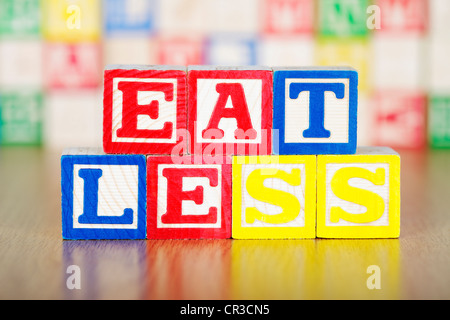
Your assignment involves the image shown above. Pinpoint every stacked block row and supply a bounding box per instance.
[62,66,400,240]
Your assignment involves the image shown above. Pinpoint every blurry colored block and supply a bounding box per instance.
[373,90,427,149]
[158,0,209,33]
[0,0,41,36]
[156,36,204,65]
[262,0,314,35]
[315,38,371,92]
[104,37,155,65]
[373,35,423,90]
[0,90,43,145]
[44,89,102,149]
[0,40,42,87]
[428,38,450,92]
[204,34,257,66]
[429,0,450,37]
[257,35,314,66]
[429,96,450,148]
[375,0,428,34]
[42,0,101,42]
[44,42,102,89]
[318,0,370,37]
[103,0,156,36]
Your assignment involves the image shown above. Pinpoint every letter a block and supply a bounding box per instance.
[232,156,316,239]
[273,67,358,155]
[147,156,232,239]
[103,65,187,155]
[188,66,273,155]
[61,148,147,240]
[317,147,400,239]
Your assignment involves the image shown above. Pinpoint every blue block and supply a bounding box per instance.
[273,67,358,155]
[103,0,157,36]
[61,148,147,240]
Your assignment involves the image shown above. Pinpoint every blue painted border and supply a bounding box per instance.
[61,154,147,240]
[273,69,358,155]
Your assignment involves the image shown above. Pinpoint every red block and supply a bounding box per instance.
[373,90,427,149]
[376,0,429,34]
[262,0,314,34]
[103,66,187,155]
[188,66,273,156]
[44,42,102,89]
[147,156,232,239]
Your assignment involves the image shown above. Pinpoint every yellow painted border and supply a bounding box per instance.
[317,154,400,238]
[232,155,316,239]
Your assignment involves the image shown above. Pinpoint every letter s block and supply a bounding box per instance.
[232,156,316,239]
[147,156,232,239]
[103,65,187,155]
[273,67,358,155]
[188,66,273,156]
[317,147,400,238]
[61,148,147,240]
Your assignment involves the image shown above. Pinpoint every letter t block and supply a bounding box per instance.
[273,67,358,155]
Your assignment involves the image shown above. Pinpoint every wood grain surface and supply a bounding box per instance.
[0,147,449,299]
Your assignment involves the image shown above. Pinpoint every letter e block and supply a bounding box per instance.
[103,65,187,155]
[61,148,147,240]
[273,67,358,155]
[317,147,400,238]
[232,155,316,239]
[147,156,232,239]
[188,66,273,156]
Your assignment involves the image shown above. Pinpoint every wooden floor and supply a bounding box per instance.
[0,147,449,300]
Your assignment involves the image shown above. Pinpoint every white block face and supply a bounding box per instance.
[196,79,262,144]
[284,78,350,143]
[258,36,314,67]
[72,164,140,229]
[104,37,154,65]
[325,163,390,227]
[241,164,306,228]
[156,165,222,229]
[429,0,450,37]
[112,77,177,144]
[428,39,450,92]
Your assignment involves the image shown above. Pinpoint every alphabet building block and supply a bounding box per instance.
[273,67,358,155]
[262,0,314,35]
[147,156,232,239]
[232,155,316,239]
[188,66,273,156]
[375,0,428,34]
[428,96,450,148]
[61,148,147,240]
[317,147,400,239]
[0,0,41,36]
[103,65,187,155]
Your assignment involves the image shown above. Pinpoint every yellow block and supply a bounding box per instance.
[42,0,101,42]
[317,147,401,238]
[232,155,316,239]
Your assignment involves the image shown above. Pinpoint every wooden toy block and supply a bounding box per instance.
[428,96,450,148]
[428,39,450,92]
[104,37,155,65]
[157,36,204,66]
[61,148,147,240]
[273,67,358,155]
[375,0,428,34]
[103,0,156,36]
[44,89,102,149]
[258,35,314,67]
[188,66,273,156]
[429,0,450,37]
[262,0,314,35]
[318,0,370,37]
[103,65,187,155]
[203,35,257,66]
[0,90,43,146]
[44,42,102,89]
[0,0,41,36]
[0,40,43,88]
[42,0,101,42]
[317,147,401,239]
[232,155,316,239]
[146,156,232,239]
[373,90,427,149]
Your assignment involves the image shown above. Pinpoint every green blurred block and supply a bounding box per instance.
[0,91,43,145]
[319,0,370,37]
[429,96,450,148]
[0,0,41,36]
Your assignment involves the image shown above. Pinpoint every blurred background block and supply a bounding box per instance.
[0,0,447,150]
